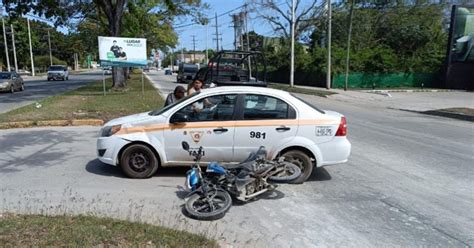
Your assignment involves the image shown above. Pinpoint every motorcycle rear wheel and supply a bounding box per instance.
[268,162,301,183]
[185,189,232,221]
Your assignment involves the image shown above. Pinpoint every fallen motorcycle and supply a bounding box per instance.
[181,141,301,220]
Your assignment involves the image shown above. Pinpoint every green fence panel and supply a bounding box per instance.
[333,73,438,88]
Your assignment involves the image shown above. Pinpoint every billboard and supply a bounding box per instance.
[98,36,147,67]
[450,7,474,63]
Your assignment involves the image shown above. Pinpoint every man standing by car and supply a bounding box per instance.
[164,86,186,106]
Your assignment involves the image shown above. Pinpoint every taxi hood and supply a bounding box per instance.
[104,111,154,126]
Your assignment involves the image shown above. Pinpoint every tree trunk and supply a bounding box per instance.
[95,0,127,88]
[112,67,126,88]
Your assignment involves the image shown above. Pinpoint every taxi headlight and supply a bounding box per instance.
[101,124,122,137]
[0,81,9,86]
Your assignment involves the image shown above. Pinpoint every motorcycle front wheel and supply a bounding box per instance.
[185,189,232,220]
[268,162,302,183]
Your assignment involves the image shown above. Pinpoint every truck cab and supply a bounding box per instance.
[177,63,199,84]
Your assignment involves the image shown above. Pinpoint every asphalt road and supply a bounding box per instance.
[0,71,105,114]
[1,71,473,247]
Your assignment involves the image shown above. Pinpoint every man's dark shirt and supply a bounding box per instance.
[110,45,120,58]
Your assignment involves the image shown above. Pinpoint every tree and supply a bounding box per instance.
[3,0,208,88]
[251,0,324,40]
[0,17,70,72]
[309,1,447,74]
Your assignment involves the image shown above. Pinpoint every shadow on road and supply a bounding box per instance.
[306,167,332,182]
[85,159,125,178]
[156,166,189,177]
[0,129,77,173]
[85,159,189,178]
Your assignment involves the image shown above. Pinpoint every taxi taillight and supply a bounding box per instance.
[335,116,347,136]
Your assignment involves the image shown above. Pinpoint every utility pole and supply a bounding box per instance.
[290,0,296,88]
[11,24,18,71]
[191,35,197,63]
[1,15,10,72]
[326,0,332,89]
[205,24,209,64]
[47,29,52,66]
[27,19,35,76]
[214,12,220,52]
[170,48,173,69]
[344,0,354,91]
[243,6,252,78]
[181,48,184,63]
[230,14,238,50]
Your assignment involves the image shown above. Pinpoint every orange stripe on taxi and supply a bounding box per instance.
[116,119,339,135]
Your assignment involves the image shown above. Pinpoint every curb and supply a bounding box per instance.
[422,110,474,122]
[143,72,167,98]
[0,119,104,130]
[399,109,474,122]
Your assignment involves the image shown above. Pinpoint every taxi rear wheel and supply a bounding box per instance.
[120,144,158,178]
[282,150,313,184]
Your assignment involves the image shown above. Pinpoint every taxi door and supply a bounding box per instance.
[233,94,298,162]
[163,94,238,163]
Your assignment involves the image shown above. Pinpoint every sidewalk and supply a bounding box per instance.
[295,85,474,112]
[144,70,187,98]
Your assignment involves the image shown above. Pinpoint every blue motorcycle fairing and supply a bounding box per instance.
[206,162,227,175]
[186,168,200,191]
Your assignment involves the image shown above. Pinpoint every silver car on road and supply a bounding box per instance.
[0,71,24,93]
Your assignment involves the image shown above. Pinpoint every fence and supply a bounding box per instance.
[267,69,441,89]
[332,73,440,88]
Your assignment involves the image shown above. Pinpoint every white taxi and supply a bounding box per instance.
[97,86,351,183]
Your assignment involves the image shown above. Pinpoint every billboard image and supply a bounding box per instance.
[98,36,147,67]
[450,7,474,62]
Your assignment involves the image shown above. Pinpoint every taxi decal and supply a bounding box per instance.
[190,131,204,143]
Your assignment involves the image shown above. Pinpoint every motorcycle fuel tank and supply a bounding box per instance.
[206,162,227,175]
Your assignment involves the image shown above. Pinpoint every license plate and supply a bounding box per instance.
[316,126,332,136]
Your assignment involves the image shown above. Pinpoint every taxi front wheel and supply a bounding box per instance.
[282,150,313,184]
[120,144,159,178]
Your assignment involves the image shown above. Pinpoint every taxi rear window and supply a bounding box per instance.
[291,94,325,114]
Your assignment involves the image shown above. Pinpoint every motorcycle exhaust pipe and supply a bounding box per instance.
[243,188,269,200]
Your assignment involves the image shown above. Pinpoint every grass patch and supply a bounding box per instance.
[269,83,336,97]
[0,73,164,123]
[0,214,217,247]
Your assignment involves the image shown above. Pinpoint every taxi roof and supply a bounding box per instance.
[200,86,291,97]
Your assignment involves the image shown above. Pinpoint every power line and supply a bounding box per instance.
[174,3,248,29]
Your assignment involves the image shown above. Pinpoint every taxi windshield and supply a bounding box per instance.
[149,91,200,116]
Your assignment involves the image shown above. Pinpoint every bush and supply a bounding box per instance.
[34,55,67,72]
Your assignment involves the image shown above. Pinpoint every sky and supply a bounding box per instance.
[0,1,285,51]
[175,0,277,51]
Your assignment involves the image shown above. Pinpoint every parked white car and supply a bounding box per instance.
[97,86,351,183]
[47,65,69,81]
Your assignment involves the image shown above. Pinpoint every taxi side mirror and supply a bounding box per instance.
[170,113,189,124]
